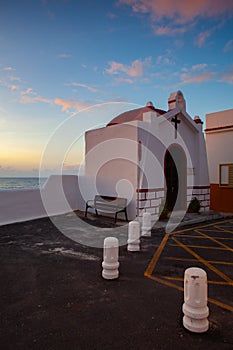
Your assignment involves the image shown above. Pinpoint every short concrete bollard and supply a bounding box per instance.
[142,212,152,237]
[182,267,209,333]
[102,237,119,280]
[127,221,140,251]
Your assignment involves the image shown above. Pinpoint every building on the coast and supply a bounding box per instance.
[205,108,233,213]
[84,91,210,221]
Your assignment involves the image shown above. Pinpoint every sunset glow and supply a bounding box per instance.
[0,0,233,176]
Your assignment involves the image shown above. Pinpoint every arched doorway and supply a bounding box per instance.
[164,146,187,212]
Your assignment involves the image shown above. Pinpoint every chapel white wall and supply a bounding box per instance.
[85,123,138,219]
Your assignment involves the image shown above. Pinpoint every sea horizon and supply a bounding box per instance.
[0,177,48,190]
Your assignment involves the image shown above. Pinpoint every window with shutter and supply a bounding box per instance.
[219,164,233,188]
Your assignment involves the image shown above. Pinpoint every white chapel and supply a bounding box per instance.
[84,91,210,221]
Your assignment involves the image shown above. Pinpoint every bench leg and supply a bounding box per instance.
[95,209,98,216]
[125,210,128,222]
[85,204,88,217]
[114,212,118,223]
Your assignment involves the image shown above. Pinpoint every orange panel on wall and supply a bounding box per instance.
[210,184,233,213]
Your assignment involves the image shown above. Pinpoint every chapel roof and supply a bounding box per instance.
[107,102,166,126]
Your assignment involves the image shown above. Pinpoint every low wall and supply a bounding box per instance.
[0,175,81,226]
[0,188,47,226]
[0,175,136,226]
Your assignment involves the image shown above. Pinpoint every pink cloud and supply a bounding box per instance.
[154,24,191,36]
[10,84,18,91]
[20,88,51,104]
[9,76,22,82]
[35,96,52,103]
[179,71,215,85]
[191,63,208,71]
[106,61,126,75]
[65,82,102,93]
[54,98,89,112]
[119,0,233,39]
[128,60,144,77]
[3,66,15,71]
[220,66,233,84]
[156,55,172,65]
[106,58,151,79]
[21,88,33,95]
[21,95,51,104]
[106,59,143,76]
[19,87,90,113]
[118,0,233,22]
[224,39,233,52]
[195,29,212,47]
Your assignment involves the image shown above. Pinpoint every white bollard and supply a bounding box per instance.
[102,237,119,280]
[142,212,152,237]
[182,267,209,333]
[127,221,140,251]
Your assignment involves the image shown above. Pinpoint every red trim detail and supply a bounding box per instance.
[187,186,210,190]
[194,118,203,125]
[107,105,166,126]
[136,188,164,193]
[205,124,233,132]
[193,186,210,189]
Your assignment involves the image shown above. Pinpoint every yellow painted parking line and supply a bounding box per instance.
[195,229,233,253]
[146,274,183,292]
[174,234,233,241]
[201,228,233,233]
[208,298,233,313]
[172,237,233,283]
[162,276,183,282]
[145,219,233,312]
[147,276,233,312]
[170,219,233,235]
[169,243,227,250]
[164,257,233,266]
[144,232,170,276]
[212,226,233,234]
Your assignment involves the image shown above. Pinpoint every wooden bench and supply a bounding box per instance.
[85,195,128,223]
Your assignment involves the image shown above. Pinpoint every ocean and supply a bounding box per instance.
[0,177,47,191]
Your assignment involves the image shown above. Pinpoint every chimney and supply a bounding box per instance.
[194,115,203,131]
[168,92,177,110]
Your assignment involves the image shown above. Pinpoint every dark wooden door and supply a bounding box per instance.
[165,151,178,212]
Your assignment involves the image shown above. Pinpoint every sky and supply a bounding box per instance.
[0,0,233,177]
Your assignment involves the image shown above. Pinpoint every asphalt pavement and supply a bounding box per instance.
[0,213,232,350]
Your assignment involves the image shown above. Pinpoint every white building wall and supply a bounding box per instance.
[206,108,233,129]
[205,108,233,213]
[206,109,233,183]
[206,131,233,183]
[85,123,138,219]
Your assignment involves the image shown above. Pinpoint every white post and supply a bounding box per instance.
[127,221,140,251]
[102,237,119,280]
[142,212,152,237]
[182,267,209,333]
